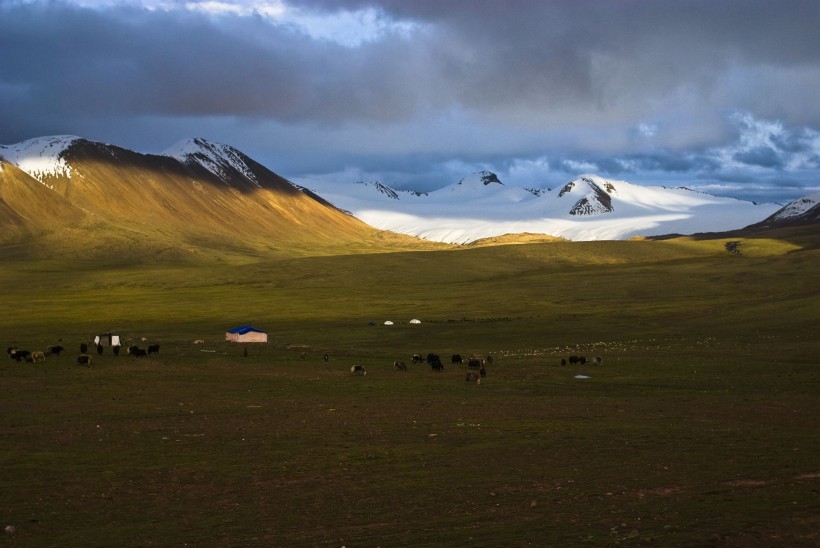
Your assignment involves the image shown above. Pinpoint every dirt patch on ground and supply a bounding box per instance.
[723,479,774,487]
[794,472,820,480]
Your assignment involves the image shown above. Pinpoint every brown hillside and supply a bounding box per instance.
[1,139,428,258]
[0,161,87,242]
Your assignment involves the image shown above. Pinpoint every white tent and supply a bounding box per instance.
[409,319,421,324]
[225,325,268,343]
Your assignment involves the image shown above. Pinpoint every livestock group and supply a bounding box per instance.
[349,349,605,383]
[352,351,492,383]
[7,337,161,367]
[8,337,604,383]
[560,355,603,366]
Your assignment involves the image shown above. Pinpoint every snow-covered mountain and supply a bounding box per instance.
[0,135,384,253]
[748,191,820,228]
[0,135,790,246]
[163,137,264,189]
[0,135,81,182]
[296,172,783,243]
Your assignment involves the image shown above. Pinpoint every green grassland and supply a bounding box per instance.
[1,230,819,546]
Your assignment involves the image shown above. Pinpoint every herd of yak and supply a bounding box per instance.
[351,352,600,383]
[350,352,493,383]
[9,344,601,379]
[7,342,160,367]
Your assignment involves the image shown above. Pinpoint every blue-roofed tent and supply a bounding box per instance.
[225,324,268,343]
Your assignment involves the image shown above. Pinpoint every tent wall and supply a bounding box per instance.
[225,331,268,343]
[239,332,267,343]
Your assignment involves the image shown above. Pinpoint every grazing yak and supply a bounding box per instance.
[467,358,483,369]
[76,354,92,366]
[430,358,444,372]
[594,356,603,365]
[46,345,64,356]
[465,372,481,384]
[480,366,487,378]
[451,354,463,364]
[411,354,423,364]
[350,364,367,376]
[9,350,30,362]
[30,351,46,363]
[80,343,88,354]
[147,344,160,355]
[393,361,407,371]
[127,345,147,357]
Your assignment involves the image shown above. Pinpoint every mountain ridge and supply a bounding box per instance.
[748,191,820,228]
[297,172,785,243]
[2,135,812,252]
[0,136,420,258]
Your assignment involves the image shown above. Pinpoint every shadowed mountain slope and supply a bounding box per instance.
[747,191,820,229]
[0,137,426,259]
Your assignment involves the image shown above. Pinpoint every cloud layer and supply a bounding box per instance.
[2,0,819,202]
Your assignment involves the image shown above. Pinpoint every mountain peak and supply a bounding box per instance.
[478,171,503,186]
[557,175,615,215]
[0,135,82,182]
[164,137,260,187]
[750,190,820,227]
[354,181,400,200]
[458,170,503,187]
[443,171,505,195]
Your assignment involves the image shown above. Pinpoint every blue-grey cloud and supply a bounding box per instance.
[1,0,819,203]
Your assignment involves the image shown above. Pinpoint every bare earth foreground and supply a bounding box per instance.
[1,229,818,546]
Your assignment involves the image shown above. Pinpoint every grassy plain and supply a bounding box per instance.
[1,229,819,546]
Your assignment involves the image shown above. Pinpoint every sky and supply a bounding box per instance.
[2,0,819,203]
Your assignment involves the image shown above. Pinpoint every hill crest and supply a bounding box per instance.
[2,135,805,251]
[748,191,820,228]
[0,136,414,257]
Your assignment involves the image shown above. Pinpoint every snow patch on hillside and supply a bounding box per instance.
[768,191,820,221]
[164,138,259,186]
[0,135,80,183]
[354,181,400,200]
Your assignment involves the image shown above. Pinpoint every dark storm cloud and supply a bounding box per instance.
[733,147,784,169]
[0,1,432,126]
[296,0,820,127]
[5,0,820,130]
[1,0,819,202]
